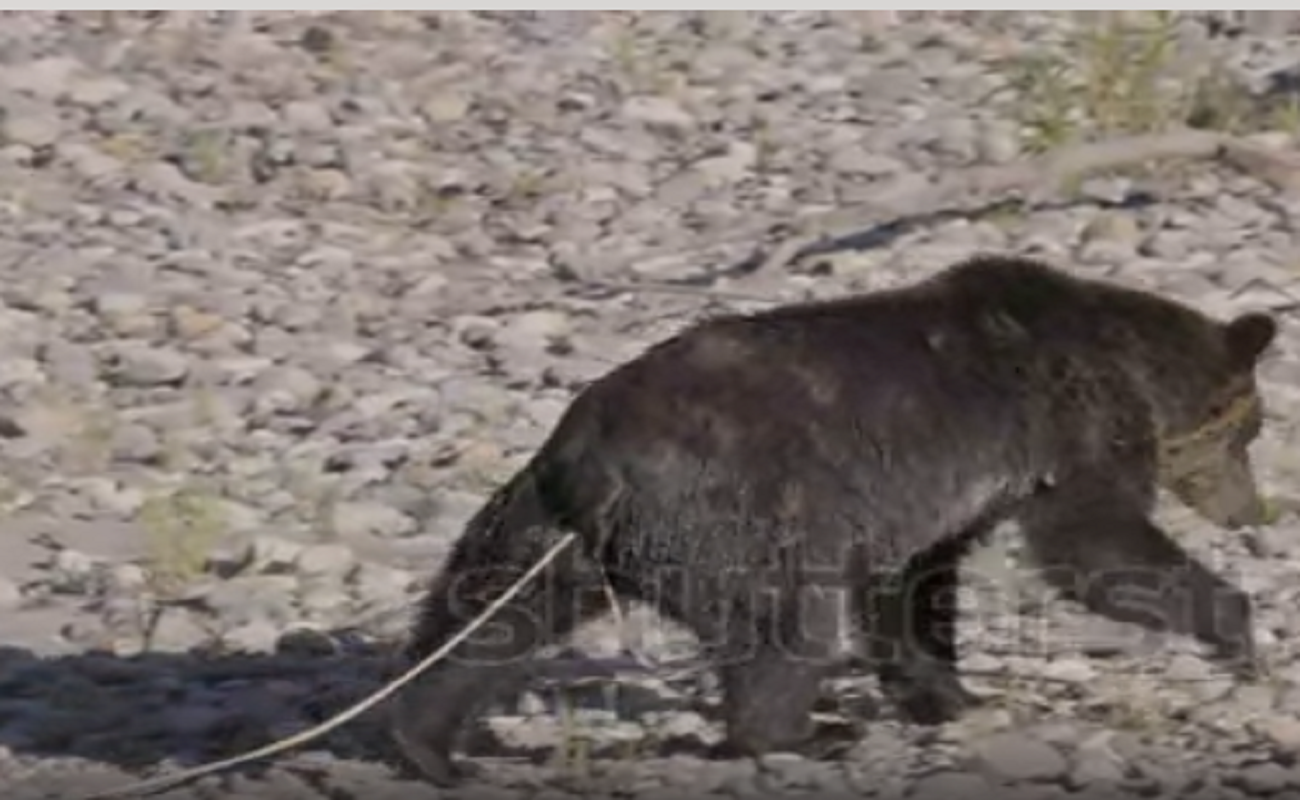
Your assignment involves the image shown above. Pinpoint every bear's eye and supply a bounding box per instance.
[1200,389,1259,435]
[1235,404,1264,445]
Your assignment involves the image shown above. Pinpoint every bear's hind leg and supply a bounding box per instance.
[391,535,613,786]
[860,536,984,725]
[716,651,830,757]
[711,585,847,759]
[1020,480,1258,679]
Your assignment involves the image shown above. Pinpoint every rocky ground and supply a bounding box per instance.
[5,9,1300,800]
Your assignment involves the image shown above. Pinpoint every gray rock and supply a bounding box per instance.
[910,771,995,800]
[1041,657,1096,684]
[1167,652,1215,683]
[293,542,357,580]
[200,575,298,625]
[654,710,713,741]
[140,609,212,652]
[757,752,834,789]
[48,549,102,594]
[621,95,695,131]
[110,423,163,464]
[2,107,62,149]
[1069,732,1129,788]
[495,310,572,354]
[1236,762,1292,795]
[242,536,305,574]
[40,339,99,388]
[330,500,417,539]
[1257,715,1300,754]
[0,575,23,610]
[420,91,472,124]
[1246,526,1300,559]
[695,141,758,186]
[0,57,80,99]
[102,344,190,387]
[976,119,1021,163]
[971,732,1069,783]
[280,99,334,132]
[297,576,351,617]
[1069,751,1127,788]
[350,562,415,603]
[249,365,323,415]
[104,563,149,593]
[221,618,282,653]
[67,75,129,107]
[1230,684,1282,717]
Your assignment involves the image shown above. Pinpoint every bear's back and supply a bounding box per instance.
[528,254,1255,568]
[550,256,1171,472]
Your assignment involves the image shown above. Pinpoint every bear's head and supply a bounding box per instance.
[1157,311,1277,529]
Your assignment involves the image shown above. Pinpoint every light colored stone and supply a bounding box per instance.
[972,732,1069,782]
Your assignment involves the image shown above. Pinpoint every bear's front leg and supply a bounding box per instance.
[1020,483,1259,681]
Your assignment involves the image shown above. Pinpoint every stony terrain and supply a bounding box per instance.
[5,10,1300,800]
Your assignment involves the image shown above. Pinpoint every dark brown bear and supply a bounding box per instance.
[391,253,1277,785]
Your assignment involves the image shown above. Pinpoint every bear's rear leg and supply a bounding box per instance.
[714,652,831,757]
[391,537,613,787]
[861,537,984,726]
[1020,482,1258,679]
[710,587,852,760]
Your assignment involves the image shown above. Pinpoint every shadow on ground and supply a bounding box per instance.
[0,633,883,792]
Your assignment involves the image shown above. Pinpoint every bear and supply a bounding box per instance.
[389,252,1278,786]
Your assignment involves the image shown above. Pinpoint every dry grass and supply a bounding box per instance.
[991,11,1293,155]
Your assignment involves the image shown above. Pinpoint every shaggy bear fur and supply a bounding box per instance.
[391,253,1277,785]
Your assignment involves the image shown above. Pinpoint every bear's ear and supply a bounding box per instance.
[1226,312,1277,367]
